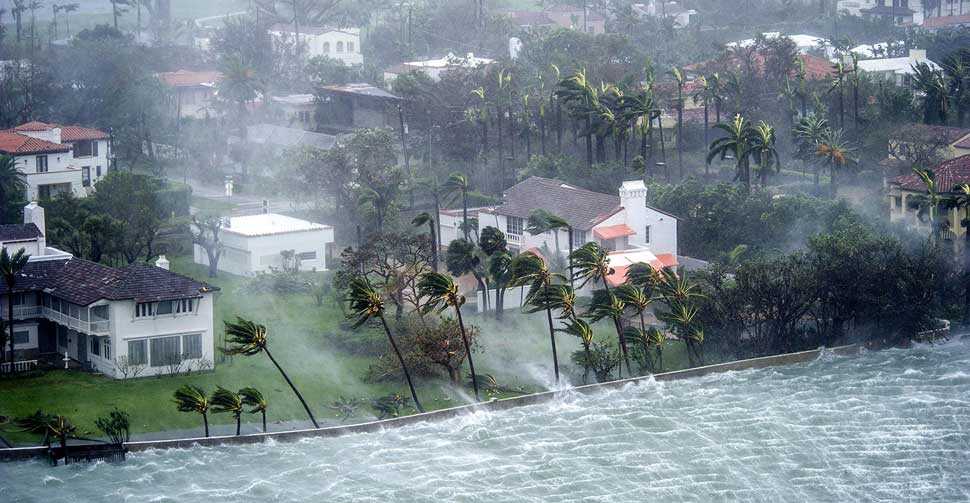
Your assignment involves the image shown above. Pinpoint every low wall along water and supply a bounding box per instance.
[0,344,861,461]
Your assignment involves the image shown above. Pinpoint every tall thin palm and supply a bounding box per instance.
[526,209,571,274]
[412,212,438,272]
[239,387,268,433]
[346,277,425,413]
[793,114,830,185]
[750,121,781,188]
[557,318,594,383]
[418,272,480,401]
[224,318,320,428]
[912,61,949,125]
[707,114,755,191]
[511,253,566,383]
[1,247,29,366]
[211,387,244,436]
[570,242,632,376]
[173,385,210,437]
[445,173,470,240]
[815,128,854,197]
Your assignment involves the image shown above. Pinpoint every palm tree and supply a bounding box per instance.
[224,317,320,428]
[707,114,755,191]
[346,276,425,413]
[793,114,831,185]
[691,74,720,168]
[829,60,849,128]
[418,272,480,401]
[61,3,78,37]
[620,88,657,173]
[669,67,687,177]
[526,209,571,272]
[445,173,470,240]
[570,242,632,376]
[943,50,970,127]
[239,387,268,433]
[558,318,594,383]
[0,155,26,226]
[412,212,438,272]
[470,88,490,187]
[750,121,781,187]
[173,385,211,437]
[511,253,566,383]
[211,387,244,436]
[653,269,706,366]
[557,68,598,170]
[912,61,950,125]
[1,248,29,366]
[815,128,854,197]
[16,410,75,462]
[908,167,949,242]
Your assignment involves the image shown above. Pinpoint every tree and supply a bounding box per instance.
[557,68,597,170]
[418,272,481,401]
[1,247,29,366]
[173,385,210,438]
[95,409,131,445]
[912,61,949,125]
[61,3,79,37]
[558,317,595,383]
[223,317,320,428]
[829,60,849,128]
[669,67,687,177]
[346,276,425,413]
[570,242,632,376]
[445,173,471,240]
[793,114,830,186]
[815,128,855,196]
[239,387,268,433]
[653,268,706,366]
[0,155,26,223]
[908,167,949,243]
[16,410,76,462]
[412,212,438,273]
[445,238,489,312]
[942,49,970,127]
[707,114,755,191]
[511,253,566,384]
[190,215,224,278]
[691,74,719,167]
[526,209,571,273]
[211,387,244,436]
[750,121,781,188]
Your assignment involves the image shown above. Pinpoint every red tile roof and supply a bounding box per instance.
[13,121,54,132]
[891,124,970,145]
[605,254,678,287]
[157,69,223,87]
[924,14,970,29]
[685,53,836,81]
[9,121,109,141]
[594,224,636,240]
[0,131,71,155]
[891,154,970,192]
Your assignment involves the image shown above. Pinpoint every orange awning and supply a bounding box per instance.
[593,224,636,241]
[605,254,678,287]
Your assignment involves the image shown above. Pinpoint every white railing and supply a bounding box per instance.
[507,233,522,244]
[0,359,38,373]
[12,305,109,335]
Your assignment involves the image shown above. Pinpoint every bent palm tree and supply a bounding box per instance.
[17,410,75,462]
[173,385,211,438]
[558,318,595,383]
[412,212,438,272]
[445,173,471,240]
[239,387,269,433]
[347,276,425,413]
[418,271,481,401]
[1,247,29,366]
[211,387,244,436]
[570,242,632,377]
[224,318,319,428]
[815,128,854,197]
[511,253,566,383]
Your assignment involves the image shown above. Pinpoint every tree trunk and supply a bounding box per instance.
[556,98,563,152]
[454,307,480,401]
[261,410,267,433]
[379,314,425,413]
[703,104,710,175]
[539,110,546,156]
[601,281,632,377]
[264,347,320,427]
[202,412,209,438]
[545,294,560,384]
[235,414,241,436]
[585,117,593,170]
[7,292,15,367]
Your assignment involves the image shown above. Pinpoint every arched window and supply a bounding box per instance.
[336,41,344,53]
[322,42,330,53]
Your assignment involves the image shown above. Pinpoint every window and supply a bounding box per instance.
[644,225,651,244]
[894,196,902,209]
[297,251,317,261]
[149,336,181,368]
[38,185,52,200]
[96,165,102,177]
[156,300,173,315]
[74,140,97,158]
[13,331,29,344]
[175,299,194,314]
[347,41,355,53]
[572,230,587,248]
[135,302,155,318]
[82,167,91,187]
[322,41,330,53]
[90,336,100,356]
[337,41,344,53]
[507,216,524,236]
[103,339,111,359]
[36,155,48,173]
[128,339,147,365]
[183,334,203,359]
[298,110,311,123]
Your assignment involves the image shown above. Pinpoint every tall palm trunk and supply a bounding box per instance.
[539,109,547,155]
[7,291,15,365]
[379,314,425,413]
[202,412,209,437]
[264,347,320,428]
[234,413,241,436]
[545,298,560,384]
[555,98,563,152]
[601,281,632,377]
[703,103,710,175]
[454,307,480,401]
[585,116,593,169]
[260,410,267,432]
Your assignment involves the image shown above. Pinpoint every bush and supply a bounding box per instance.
[364,315,480,384]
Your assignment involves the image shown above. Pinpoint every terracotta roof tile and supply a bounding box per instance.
[157,69,223,87]
[13,121,53,132]
[60,125,109,141]
[891,154,970,192]
[924,14,970,29]
[593,224,636,240]
[0,131,71,155]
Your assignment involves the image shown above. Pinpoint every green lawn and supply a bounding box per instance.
[0,255,691,445]
[190,195,237,214]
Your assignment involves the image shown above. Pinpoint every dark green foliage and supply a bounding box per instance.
[328,396,363,422]
[95,409,131,445]
[370,393,411,420]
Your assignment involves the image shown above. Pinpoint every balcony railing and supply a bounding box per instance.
[12,305,109,335]
[0,359,38,373]
[507,233,522,244]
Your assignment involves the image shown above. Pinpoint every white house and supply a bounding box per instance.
[0,203,218,377]
[157,69,224,120]
[384,53,496,83]
[855,49,939,86]
[440,177,678,259]
[269,24,363,65]
[194,213,336,277]
[632,1,697,28]
[0,121,111,200]
[271,94,318,130]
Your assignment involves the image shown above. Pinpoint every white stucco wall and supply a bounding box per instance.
[11,138,109,200]
[271,29,363,65]
[194,227,335,277]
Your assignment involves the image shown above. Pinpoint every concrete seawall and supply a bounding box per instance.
[0,344,860,461]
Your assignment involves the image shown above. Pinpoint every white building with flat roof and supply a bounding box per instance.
[194,213,336,276]
[856,49,939,86]
[384,53,496,83]
[269,25,363,65]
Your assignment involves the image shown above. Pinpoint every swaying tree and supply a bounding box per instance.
[418,272,481,401]
[239,387,269,433]
[511,253,567,384]
[707,114,755,191]
[570,242,632,377]
[749,121,781,188]
[1,248,30,366]
[173,385,211,438]
[211,387,244,436]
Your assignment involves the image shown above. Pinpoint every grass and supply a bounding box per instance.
[0,255,691,446]
[190,195,237,214]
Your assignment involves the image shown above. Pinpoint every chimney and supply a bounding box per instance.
[23,202,45,236]
[155,255,170,271]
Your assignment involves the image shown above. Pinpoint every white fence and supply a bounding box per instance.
[0,359,38,373]
[475,285,530,314]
